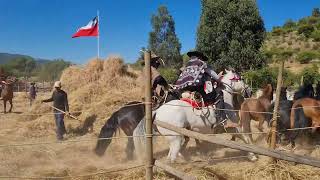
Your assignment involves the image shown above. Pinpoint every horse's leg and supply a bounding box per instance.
[191,127,203,155]
[3,100,6,113]
[9,99,12,113]
[257,115,265,132]
[126,136,134,160]
[168,136,183,163]
[179,136,189,159]
[121,126,135,160]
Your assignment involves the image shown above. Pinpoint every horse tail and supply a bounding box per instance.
[133,112,157,161]
[133,118,146,161]
[94,113,119,156]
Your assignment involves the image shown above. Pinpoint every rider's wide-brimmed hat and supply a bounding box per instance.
[54,81,62,88]
[187,50,208,61]
[141,52,165,66]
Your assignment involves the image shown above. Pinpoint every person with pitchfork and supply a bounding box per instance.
[42,81,69,140]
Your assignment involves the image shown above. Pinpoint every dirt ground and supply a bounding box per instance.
[0,92,320,180]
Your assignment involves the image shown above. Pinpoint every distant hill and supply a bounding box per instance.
[264,8,320,73]
[0,53,51,64]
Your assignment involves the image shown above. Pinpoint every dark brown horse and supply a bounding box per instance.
[239,84,273,144]
[0,77,16,113]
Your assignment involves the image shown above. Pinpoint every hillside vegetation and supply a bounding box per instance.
[244,8,320,88]
[264,8,320,66]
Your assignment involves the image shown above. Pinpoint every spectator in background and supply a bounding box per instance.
[29,82,37,106]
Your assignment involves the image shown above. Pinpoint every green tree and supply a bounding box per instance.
[5,57,36,77]
[148,5,182,68]
[196,0,266,72]
[312,8,320,17]
[38,59,70,81]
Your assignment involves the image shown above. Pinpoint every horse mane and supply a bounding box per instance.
[294,83,314,100]
[280,87,287,101]
[259,84,273,100]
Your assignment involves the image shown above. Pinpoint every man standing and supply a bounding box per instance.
[42,81,69,140]
[29,82,37,106]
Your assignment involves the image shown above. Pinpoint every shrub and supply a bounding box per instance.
[304,42,311,49]
[296,51,319,64]
[284,19,296,29]
[242,67,298,88]
[308,16,320,25]
[272,27,285,36]
[311,30,320,42]
[313,43,320,50]
[159,68,179,84]
[298,24,315,37]
[242,68,277,88]
[299,65,320,85]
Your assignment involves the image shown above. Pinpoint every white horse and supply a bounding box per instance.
[220,69,252,134]
[133,70,255,162]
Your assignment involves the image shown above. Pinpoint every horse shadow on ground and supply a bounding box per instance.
[67,114,97,136]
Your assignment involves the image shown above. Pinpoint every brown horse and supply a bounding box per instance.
[1,77,16,113]
[290,98,320,133]
[239,84,273,144]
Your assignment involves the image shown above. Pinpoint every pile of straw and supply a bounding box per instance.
[27,55,144,136]
[244,160,320,180]
[60,56,143,122]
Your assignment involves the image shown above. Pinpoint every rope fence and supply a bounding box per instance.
[1,123,320,148]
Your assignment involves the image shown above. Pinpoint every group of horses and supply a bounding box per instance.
[94,70,320,163]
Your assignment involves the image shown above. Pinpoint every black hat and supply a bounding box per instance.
[187,51,208,61]
[141,52,164,66]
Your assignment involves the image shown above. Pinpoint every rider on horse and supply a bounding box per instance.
[142,52,170,107]
[149,53,169,97]
[175,50,222,105]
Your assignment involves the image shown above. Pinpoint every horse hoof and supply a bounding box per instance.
[248,153,258,161]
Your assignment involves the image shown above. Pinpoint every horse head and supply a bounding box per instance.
[221,69,246,93]
[261,84,273,100]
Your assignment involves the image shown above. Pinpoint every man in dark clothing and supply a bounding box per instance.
[175,50,222,104]
[29,82,37,106]
[42,81,69,140]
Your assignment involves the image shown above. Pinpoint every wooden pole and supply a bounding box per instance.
[270,60,284,152]
[144,51,153,180]
[154,120,320,168]
[154,160,196,180]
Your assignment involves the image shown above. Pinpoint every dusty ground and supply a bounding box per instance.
[0,92,320,180]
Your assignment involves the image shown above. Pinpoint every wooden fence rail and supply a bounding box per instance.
[154,120,320,168]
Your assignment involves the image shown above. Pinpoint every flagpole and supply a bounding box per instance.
[97,10,100,59]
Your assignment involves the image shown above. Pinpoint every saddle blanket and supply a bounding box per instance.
[180,98,210,108]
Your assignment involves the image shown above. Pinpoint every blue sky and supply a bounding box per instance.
[0,0,319,64]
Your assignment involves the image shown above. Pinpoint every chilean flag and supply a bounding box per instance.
[72,16,99,38]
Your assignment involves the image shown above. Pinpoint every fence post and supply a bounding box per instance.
[144,51,153,180]
[270,60,284,153]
